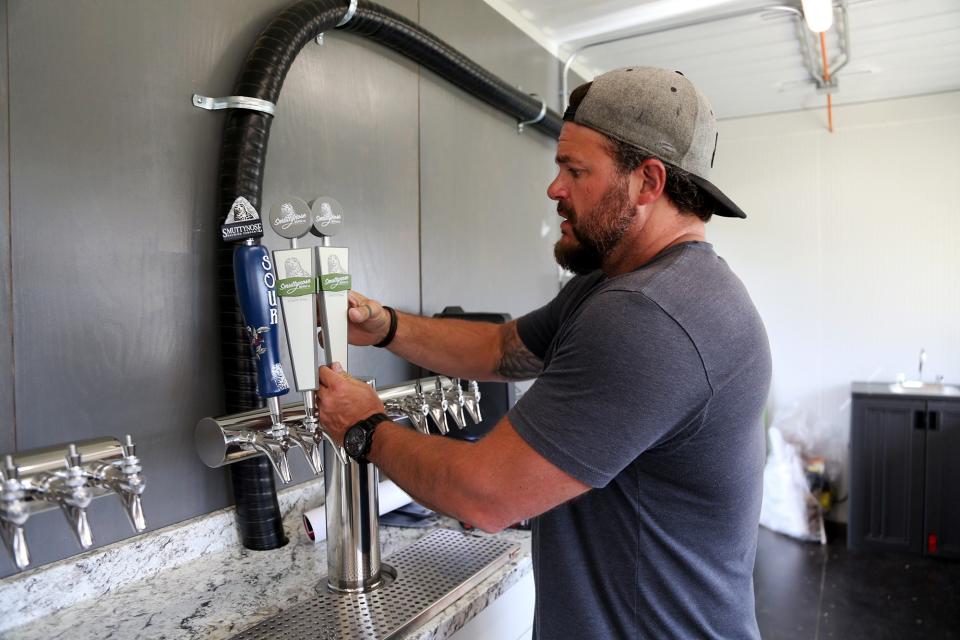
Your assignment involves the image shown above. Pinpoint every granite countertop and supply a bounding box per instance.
[0,479,531,640]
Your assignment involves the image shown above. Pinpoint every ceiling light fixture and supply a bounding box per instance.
[801,0,834,32]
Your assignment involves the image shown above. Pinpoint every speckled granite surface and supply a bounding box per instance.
[0,479,531,639]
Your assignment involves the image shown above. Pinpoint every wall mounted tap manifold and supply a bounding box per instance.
[0,436,146,571]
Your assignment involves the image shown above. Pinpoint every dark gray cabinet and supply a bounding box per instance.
[849,391,960,558]
[923,401,960,558]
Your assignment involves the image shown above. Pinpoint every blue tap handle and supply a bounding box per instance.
[233,243,290,399]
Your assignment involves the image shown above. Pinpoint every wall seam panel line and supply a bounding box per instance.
[416,0,423,319]
[2,0,14,449]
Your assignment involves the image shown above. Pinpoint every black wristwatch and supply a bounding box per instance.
[343,413,390,463]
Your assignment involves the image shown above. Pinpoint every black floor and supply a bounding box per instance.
[753,525,960,639]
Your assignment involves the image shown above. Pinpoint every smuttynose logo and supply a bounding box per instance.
[320,273,351,292]
[222,196,264,241]
[274,202,308,230]
[278,277,317,297]
[232,200,257,222]
[315,202,342,227]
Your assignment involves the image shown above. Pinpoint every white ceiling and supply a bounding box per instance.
[483,0,960,119]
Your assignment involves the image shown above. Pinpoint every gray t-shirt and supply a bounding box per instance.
[511,241,771,639]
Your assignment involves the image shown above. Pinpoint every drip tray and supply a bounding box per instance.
[231,529,519,640]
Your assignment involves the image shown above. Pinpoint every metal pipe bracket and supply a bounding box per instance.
[192,94,277,116]
[517,94,547,135]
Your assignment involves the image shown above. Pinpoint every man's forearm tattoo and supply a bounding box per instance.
[496,326,543,380]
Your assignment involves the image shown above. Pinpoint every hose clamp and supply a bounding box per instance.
[337,0,358,27]
[517,94,547,134]
[192,94,276,116]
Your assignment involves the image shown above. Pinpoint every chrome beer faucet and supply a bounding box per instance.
[43,444,94,549]
[251,397,296,483]
[424,378,451,434]
[0,437,149,571]
[89,435,147,532]
[379,376,482,435]
[443,378,468,430]
[462,380,483,424]
[0,456,31,570]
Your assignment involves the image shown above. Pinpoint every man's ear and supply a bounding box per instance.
[630,158,667,206]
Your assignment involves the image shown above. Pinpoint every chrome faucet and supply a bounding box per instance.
[424,378,451,435]
[198,376,485,471]
[42,444,94,549]
[443,378,468,430]
[389,395,432,435]
[89,435,147,532]
[195,375,486,594]
[918,348,927,383]
[462,380,483,424]
[0,456,31,570]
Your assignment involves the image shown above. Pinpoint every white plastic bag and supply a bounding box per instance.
[759,426,826,544]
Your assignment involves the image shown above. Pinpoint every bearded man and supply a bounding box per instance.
[315,67,771,639]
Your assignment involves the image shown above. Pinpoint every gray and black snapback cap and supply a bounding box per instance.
[564,66,746,219]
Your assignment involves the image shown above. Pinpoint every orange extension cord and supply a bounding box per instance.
[820,31,834,132]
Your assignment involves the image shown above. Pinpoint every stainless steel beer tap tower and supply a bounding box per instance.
[308,196,381,592]
[0,436,146,571]
[196,196,517,639]
[196,197,487,596]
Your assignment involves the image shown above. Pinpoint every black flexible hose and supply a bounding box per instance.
[216,0,563,550]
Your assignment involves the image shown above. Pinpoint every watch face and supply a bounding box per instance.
[344,425,368,459]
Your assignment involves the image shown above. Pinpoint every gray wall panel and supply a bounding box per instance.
[2,0,418,576]
[0,0,561,577]
[419,0,563,320]
[0,0,13,457]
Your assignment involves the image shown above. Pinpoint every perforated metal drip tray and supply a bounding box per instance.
[232,529,519,640]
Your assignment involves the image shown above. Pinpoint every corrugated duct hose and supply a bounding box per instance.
[217,0,562,550]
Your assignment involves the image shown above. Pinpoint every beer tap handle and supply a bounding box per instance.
[269,198,330,479]
[234,242,291,400]
[271,198,320,397]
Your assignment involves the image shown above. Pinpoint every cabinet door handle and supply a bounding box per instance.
[928,411,939,431]
[915,410,927,430]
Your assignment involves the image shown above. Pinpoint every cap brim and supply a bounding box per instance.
[688,174,747,219]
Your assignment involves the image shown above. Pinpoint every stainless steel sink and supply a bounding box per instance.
[888,382,960,397]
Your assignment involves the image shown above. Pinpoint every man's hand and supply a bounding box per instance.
[344,291,392,347]
[314,363,387,446]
